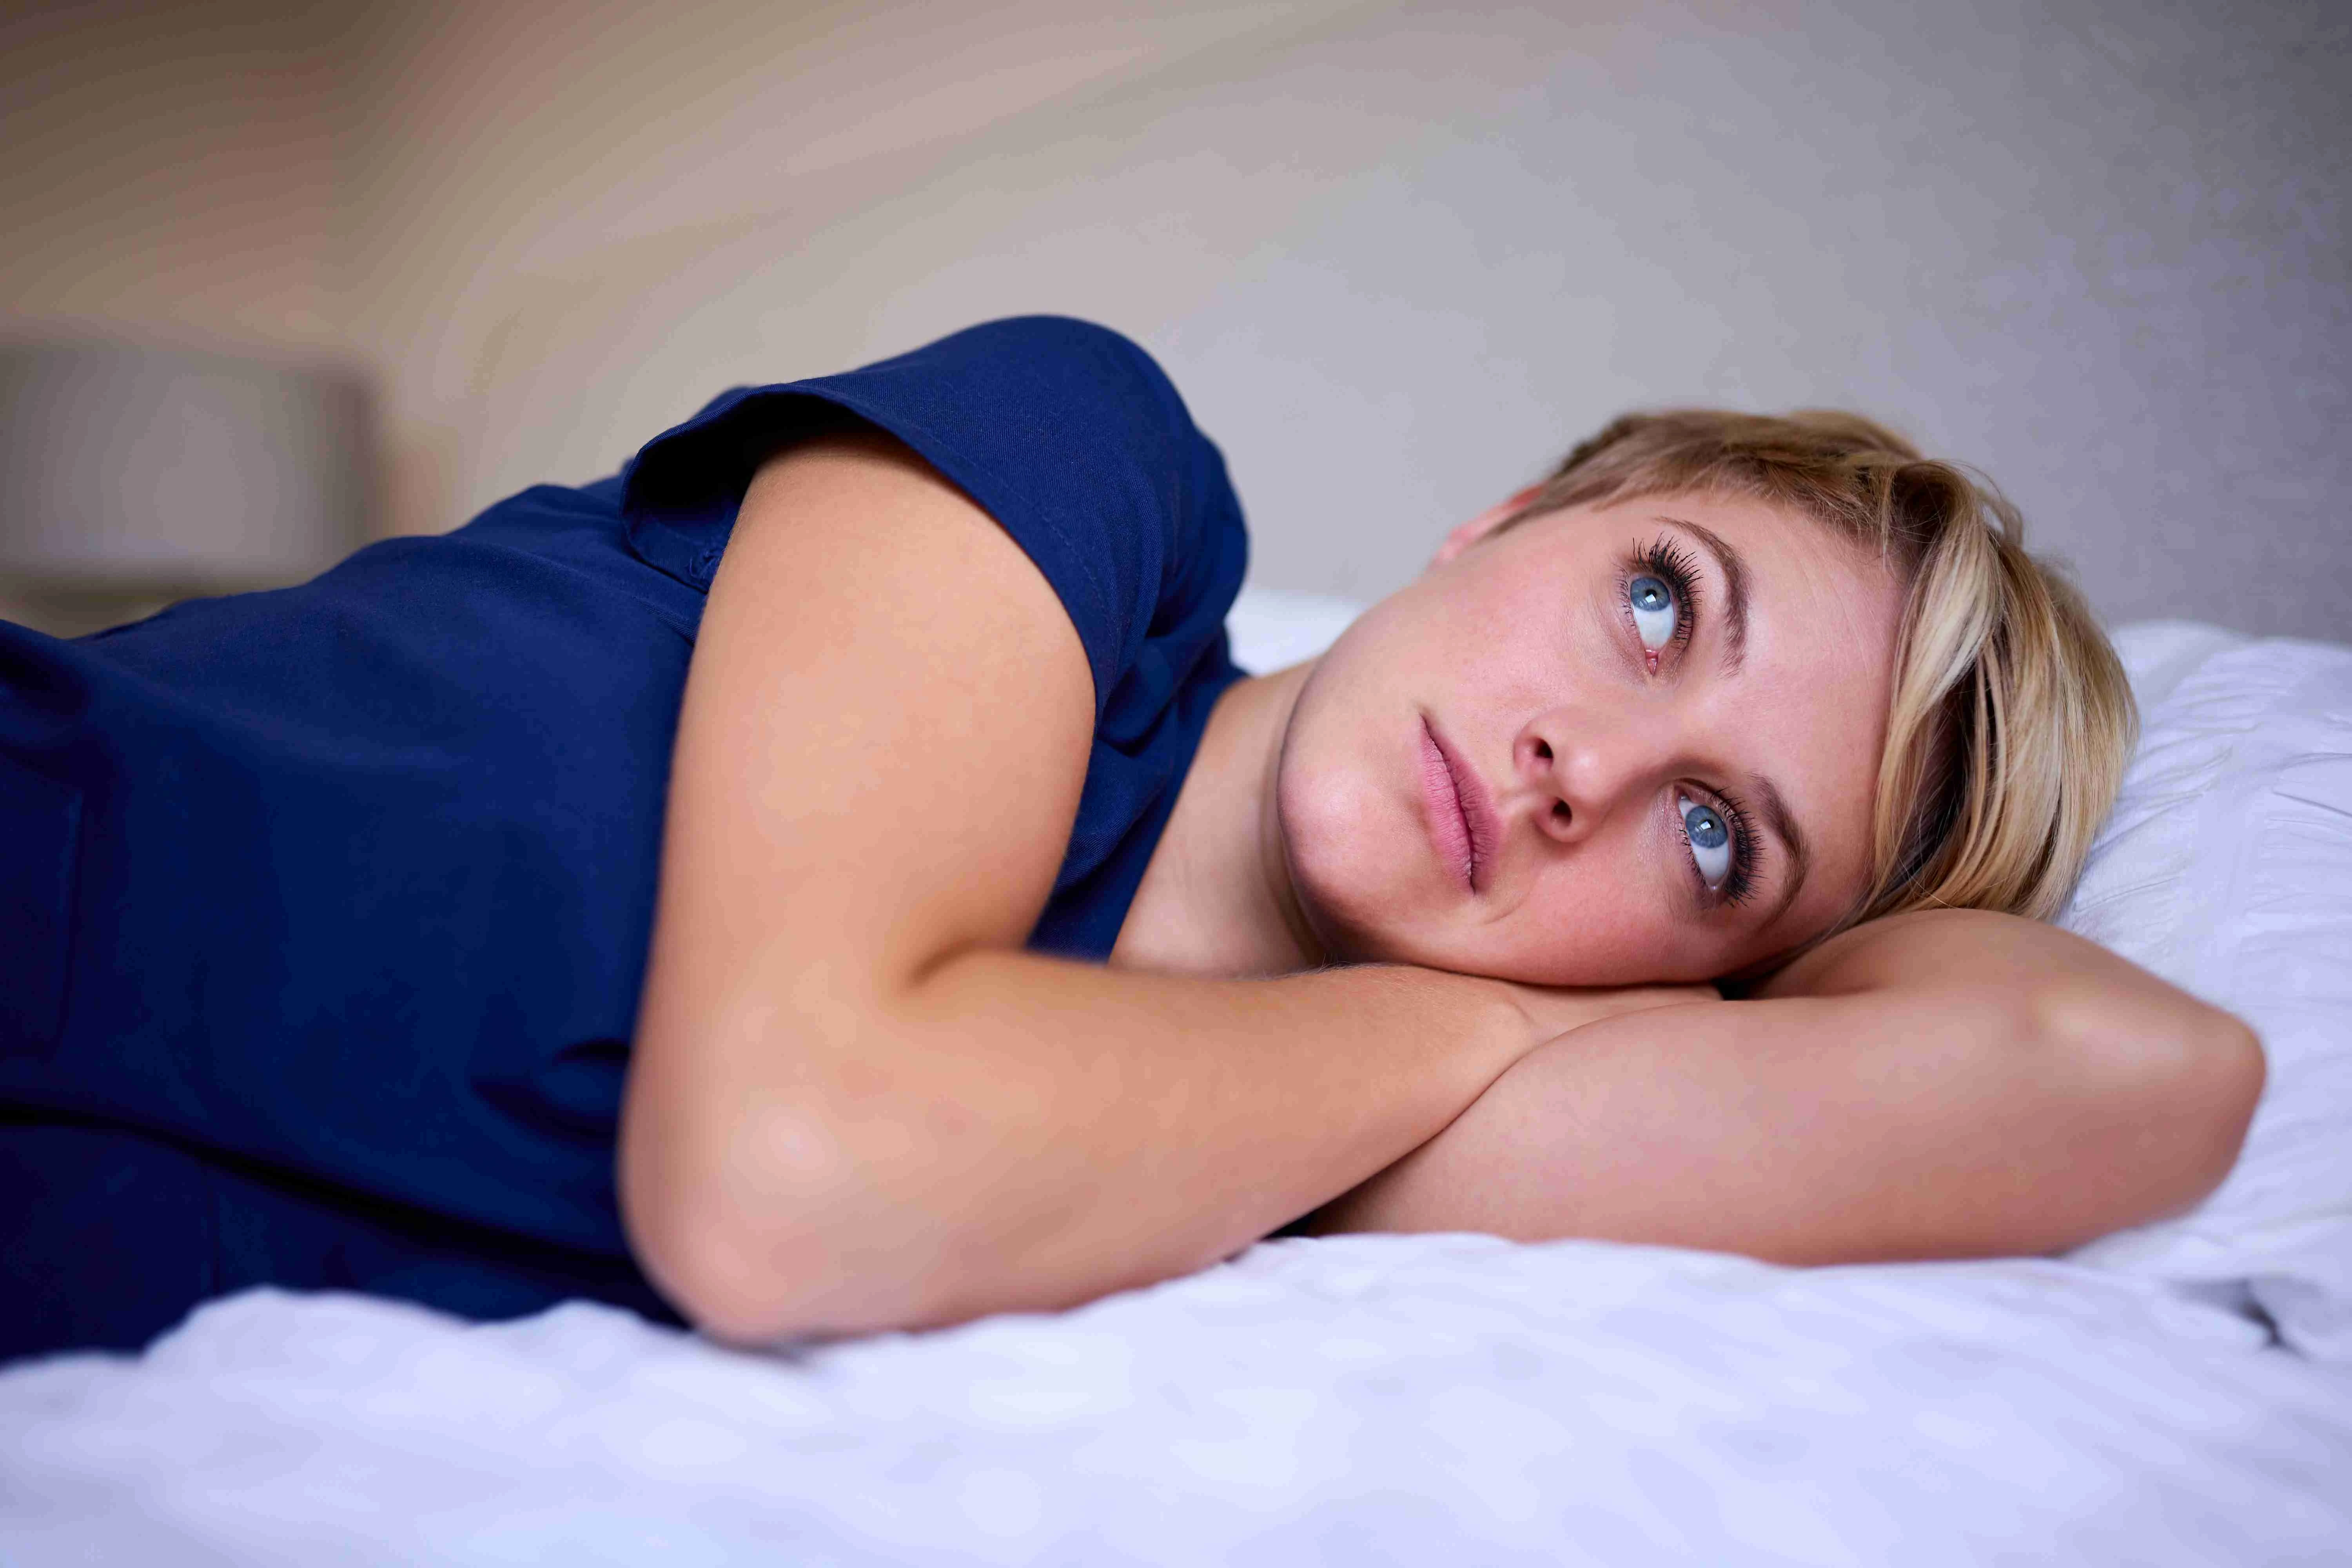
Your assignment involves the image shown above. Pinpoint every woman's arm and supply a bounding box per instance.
[619,430,1661,1345]
[1306,909,2264,1262]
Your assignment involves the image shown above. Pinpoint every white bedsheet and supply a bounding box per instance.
[6,1236,2348,1565]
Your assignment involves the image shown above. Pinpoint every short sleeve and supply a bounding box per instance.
[619,316,1242,721]
[618,316,1251,957]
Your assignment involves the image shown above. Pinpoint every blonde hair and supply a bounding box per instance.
[1504,410,2136,928]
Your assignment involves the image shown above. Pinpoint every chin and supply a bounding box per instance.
[1270,749,1415,970]
[1281,803,1506,976]
[1276,779,1384,965]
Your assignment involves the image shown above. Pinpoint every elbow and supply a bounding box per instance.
[619,1091,882,1347]
[2045,980,2267,1220]
[629,1208,802,1349]
[2171,1005,2266,1206]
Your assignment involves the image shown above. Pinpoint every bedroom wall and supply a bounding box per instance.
[8,1,2347,640]
[0,0,353,358]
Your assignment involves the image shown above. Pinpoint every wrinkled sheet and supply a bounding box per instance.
[4,1235,2347,1565]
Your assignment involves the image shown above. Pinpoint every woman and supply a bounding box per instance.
[0,318,2259,1360]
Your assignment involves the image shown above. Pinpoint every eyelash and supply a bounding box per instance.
[1622,536,1755,907]
[1626,534,1702,655]
[1681,785,1759,907]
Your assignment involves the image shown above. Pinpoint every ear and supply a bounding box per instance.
[1431,485,1546,569]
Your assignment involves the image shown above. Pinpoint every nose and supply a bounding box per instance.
[1514,704,1668,845]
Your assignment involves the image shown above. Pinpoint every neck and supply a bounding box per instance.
[1109,662,1327,978]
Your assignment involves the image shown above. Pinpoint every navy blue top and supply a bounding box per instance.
[0,317,1247,1339]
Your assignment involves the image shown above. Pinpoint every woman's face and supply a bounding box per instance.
[1276,488,1906,985]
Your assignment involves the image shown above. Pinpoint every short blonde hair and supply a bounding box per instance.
[1504,410,2136,929]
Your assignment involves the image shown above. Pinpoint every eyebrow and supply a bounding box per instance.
[1655,515,1749,672]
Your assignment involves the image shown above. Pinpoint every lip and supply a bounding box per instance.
[1419,715,1501,895]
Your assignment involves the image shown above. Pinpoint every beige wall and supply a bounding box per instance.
[0,0,351,356]
[7,0,2348,638]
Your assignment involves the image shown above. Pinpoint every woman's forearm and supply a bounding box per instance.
[1307,911,2264,1262]
[623,948,1542,1345]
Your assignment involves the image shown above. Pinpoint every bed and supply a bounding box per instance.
[3,599,2347,1564]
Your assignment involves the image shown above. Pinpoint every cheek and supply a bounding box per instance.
[1486,882,1706,987]
[1422,911,1714,987]
[1338,851,1700,986]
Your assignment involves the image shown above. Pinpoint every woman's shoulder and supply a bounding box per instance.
[620,316,1248,690]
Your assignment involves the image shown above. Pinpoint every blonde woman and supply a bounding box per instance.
[0,318,2259,1360]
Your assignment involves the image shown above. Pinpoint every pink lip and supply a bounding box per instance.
[1419,716,1500,894]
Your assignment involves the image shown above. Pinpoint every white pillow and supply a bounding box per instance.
[2061,624,2352,1362]
[1228,591,2352,1360]
[1223,585,1365,676]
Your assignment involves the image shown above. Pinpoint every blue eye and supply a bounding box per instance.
[1628,574,1677,651]
[1678,795,1733,889]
